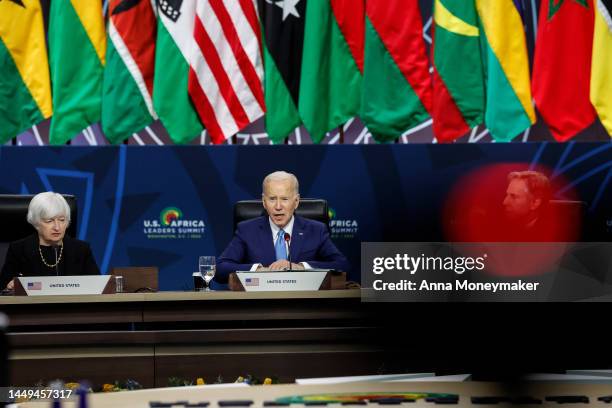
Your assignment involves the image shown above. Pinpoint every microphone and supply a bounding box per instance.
[284,233,292,271]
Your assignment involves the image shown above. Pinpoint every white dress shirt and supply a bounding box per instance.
[250,216,311,270]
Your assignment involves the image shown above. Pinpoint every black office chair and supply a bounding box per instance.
[233,198,329,232]
[0,194,78,268]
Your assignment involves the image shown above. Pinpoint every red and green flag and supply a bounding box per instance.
[0,0,52,143]
[102,0,157,144]
[475,0,536,142]
[48,0,106,145]
[298,0,363,143]
[532,0,597,141]
[361,0,432,143]
[431,0,485,143]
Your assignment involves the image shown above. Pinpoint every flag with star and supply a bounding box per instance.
[298,0,363,143]
[532,0,597,141]
[590,0,612,136]
[102,0,157,144]
[258,0,306,143]
[0,0,52,143]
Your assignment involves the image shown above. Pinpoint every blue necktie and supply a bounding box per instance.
[275,229,287,261]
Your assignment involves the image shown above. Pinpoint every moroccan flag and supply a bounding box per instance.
[476,0,536,142]
[258,0,306,143]
[431,0,485,143]
[102,0,157,144]
[154,0,204,143]
[532,0,596,142]
[0,0,52,143]
[188,0,265,144]
[299,0,363,143]
[591,0,612,136]
[361,0,432,143]
[48,0,106,145]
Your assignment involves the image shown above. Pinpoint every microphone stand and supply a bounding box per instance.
[284,233,293,272]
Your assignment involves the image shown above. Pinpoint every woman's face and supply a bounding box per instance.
[37,215,68,245]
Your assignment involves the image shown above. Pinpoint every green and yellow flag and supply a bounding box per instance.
[48,0,106,145]
[0,0,52,143]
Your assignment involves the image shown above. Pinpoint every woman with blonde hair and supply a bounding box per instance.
[0,192,99,290]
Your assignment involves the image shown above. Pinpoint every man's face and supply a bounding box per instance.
[503,179,538,221]
[37,215,68,245]
[263,179,299,228]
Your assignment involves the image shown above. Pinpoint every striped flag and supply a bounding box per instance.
[476,0,536,142]
[188,0,265,144]
[0,0,52,143]
[298,0,363,143]
[48,0,106,145]
[257,0,306,144]
[102,0,157,144]
[153,0,204,144]
[591,0,612,136]
[361,0,432,143]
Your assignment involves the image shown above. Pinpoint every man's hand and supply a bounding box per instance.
[268,260,305,270]
[6,280,14,290]
[268,260,290,270]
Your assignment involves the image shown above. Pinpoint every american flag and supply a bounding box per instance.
[27,282,42,290]
[188,0,265,144]
[245,277,259,286]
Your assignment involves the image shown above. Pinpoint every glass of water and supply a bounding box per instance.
[199,256,216,291]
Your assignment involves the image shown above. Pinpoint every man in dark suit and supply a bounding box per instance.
[216,171,350,284]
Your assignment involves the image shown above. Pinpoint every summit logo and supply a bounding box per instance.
[328,207,359,239]
[143,207,206,239]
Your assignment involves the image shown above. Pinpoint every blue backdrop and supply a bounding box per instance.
[0,143,609,290]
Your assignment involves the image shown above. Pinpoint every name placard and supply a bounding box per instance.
[14,276,114,296]
[234,270,330,291]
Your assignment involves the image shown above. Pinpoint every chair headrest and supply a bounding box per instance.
[0,194,78,242]
[233,198,329,231]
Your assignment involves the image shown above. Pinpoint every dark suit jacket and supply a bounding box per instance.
[216,216,350,283]
[0,234,100,290]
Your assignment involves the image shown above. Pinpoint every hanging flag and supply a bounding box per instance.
[361,0,432,143]
[298,0,363,143]
[591,0,612,136]
[257,0,306,144]
[475,0,536,142]
[532,0,596,142]
[154,0,204,143]
[102,0,157,144]
[48,0,106,145]
[188,0,265,144]
[0,0,52,143]
[431,0,485,143]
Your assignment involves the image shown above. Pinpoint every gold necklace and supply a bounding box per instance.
[39,244,63,268]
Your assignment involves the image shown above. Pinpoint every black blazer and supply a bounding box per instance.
[0,234,100,290]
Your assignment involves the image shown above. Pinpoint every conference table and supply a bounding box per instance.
[4,290,612,390]
[1,290,408,388]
